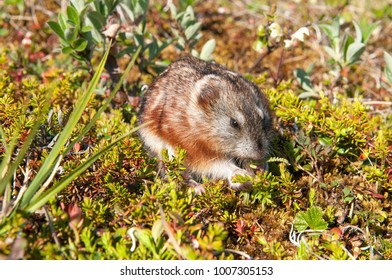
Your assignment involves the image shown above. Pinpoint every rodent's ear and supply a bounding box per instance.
[197,80,221,109]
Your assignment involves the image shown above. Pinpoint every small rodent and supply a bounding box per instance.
[139,56,274,189]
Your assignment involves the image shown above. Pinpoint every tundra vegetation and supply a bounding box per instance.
[0,0,391,260]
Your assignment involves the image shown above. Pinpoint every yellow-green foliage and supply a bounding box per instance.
[1,1,392,261]
[1,66,391,260]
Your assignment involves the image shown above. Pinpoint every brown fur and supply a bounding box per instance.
[139,56,274,189]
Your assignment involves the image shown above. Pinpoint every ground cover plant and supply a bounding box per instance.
[0,0,391,260]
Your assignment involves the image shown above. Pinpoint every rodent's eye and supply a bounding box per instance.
[230,118,240,129]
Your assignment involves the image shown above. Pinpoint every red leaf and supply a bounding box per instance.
[371,192,384,199]
[236,219,247,235]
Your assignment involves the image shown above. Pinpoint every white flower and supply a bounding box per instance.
[284,39,294,48]
[284,27,310,48]
[291,27,310,42]
[22,31,32,47]
[269,22,283,39]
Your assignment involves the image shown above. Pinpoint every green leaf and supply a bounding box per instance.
[302,164,312,171]
[72,38,88,51]
[304,136,310,146]
[0,28,9,37]
[184,22,201,40]
[298,91,320,99]
[85,17,104,44]
[147,38,158,61]
[306,63,315,74]
[119,3,135,22]
[58,13,67,30]
[168,2,177,17]
[319,137,333,147]
[319,23,334,41]
[176,37,185,50]
[131,0,149,19]
[87,11,105,31]
[179,6,195,29]
[341,32,353,62]
[134,32,145,46]
[199,39,216,61]
[319,18,340,48]
[353,21,363,43]
[344,196,354,203]
[294,206,328,232]
[81,25,93,33]
[343,187,351,196]
[0,127,20,196]
[358,19,379,43]
[191,49,199,58]
[47,21,65,40]
[252,39,267,53]
[61,46,73,54]
[384,51,392,84]
[151,219,164,243]
[66,5,80,27]
[70,0,85,13]
[135,229,155,252]
[323,45,340,62]
[64,27,77,42]
[175,10,185,21]
[345,42,365,66]
[293,68,313,92]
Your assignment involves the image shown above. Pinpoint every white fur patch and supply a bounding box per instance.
[234,111,245,126]
[194,159,242,180]
[139,128,175,158]
[256,106,265,120]
[190,75,220,104]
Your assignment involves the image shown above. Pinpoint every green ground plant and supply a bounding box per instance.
[294,18,378,99]
[0,41,141,221]
[48,0,215,76]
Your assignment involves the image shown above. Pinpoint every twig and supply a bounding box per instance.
[289,224,326,260]
[295,163,320,183]
[223,248,252,260]
[274,47,285,86]
[4,15,34,21]
[341,245,356,260]
[29,0,38,25]
[32,154,63,201]
[1,156,32,219]
[34,5,56,17]
[43,206,61,250]
[249,45,273,72]
[362,101,392,106]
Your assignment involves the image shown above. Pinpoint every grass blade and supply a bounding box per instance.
[63,46,141,156]
[0,118,43,195]
[20,41,112,208]
[24,125,142,213]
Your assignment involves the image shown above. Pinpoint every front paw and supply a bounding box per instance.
[186,179,206,194]
[228,169,253,191]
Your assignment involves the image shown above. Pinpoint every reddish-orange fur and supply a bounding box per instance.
[139,56,274,189]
